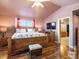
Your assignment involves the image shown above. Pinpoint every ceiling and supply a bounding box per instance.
[0,0,79,19]
[51,0,79,6]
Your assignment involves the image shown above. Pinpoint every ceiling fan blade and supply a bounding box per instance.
[29,0,50,8]
[32,2,44,8]
[32,3,36,7]
[38,0,50,2]
[28,0,50,2]
[29,0,36,1]
[38,2,44,7]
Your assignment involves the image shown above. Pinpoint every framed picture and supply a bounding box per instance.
[47,22,56,30]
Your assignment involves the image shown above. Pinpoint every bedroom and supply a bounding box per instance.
[0,0,79,59]
[0,14,58,59]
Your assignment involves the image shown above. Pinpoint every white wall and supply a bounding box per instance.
[73,15,79,28]
[44,3,79,48]
[35,19,44,29]
[0,16,15,27]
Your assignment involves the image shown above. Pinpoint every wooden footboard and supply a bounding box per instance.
[0,37,8,47]
[11,36,48,55]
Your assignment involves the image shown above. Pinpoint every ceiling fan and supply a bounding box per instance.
[29,0,50,8]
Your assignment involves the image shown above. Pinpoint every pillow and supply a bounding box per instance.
[16,29,26,33]
[16,29,20,33]
[20,29,26,33]
[27,28,35,32]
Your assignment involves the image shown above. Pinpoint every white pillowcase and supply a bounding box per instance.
[16,29,26,33]
[27,28,35,32]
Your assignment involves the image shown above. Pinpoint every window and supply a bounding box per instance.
[19,19,33,27]
[16,18,35,28]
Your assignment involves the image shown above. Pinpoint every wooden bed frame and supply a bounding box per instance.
[8,36,48,55]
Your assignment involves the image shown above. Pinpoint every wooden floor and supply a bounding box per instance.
[0,46,8,59]
[0,44,60,59]
[11,45,60,59]
[0,44,72,59]
[11,51,60,59]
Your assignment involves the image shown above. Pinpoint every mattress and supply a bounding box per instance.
[12,32,46,39]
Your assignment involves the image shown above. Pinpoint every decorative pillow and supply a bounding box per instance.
[16,29,26,33]
[20,29,26,33]
[16,29,20,33]
[27,28,35,32]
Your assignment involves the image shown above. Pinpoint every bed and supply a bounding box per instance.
[10,31,48,55]
[12,32,46,39]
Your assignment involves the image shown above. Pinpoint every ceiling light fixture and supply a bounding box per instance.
[30,0,50,8]
[32,0,44,8]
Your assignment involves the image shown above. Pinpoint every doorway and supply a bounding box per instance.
[59,17,70,59]
[73,9,79,59]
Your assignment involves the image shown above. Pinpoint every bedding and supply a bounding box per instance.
[12,32,46,39]
[11,32,48,55]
